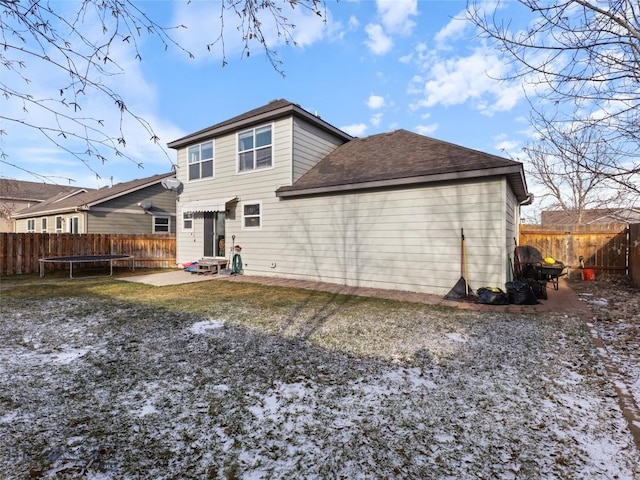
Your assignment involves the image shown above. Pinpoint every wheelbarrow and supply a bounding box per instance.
[514,245,567,295]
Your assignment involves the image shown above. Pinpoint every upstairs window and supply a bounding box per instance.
[238,125,272,172]
[188,141,214,181]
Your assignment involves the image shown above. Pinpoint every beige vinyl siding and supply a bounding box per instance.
[505,181,518,281]
[292,118,346,183]
[215,178,508,295]
[176,118,294,264]
[15,213,86,234]
[174,112,516,294]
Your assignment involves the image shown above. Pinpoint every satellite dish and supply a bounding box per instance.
[161,177,182,191]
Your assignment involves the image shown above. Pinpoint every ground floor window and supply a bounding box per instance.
[41,218,48,232]
[154,216,170,233]
[55,216,63,233]
[183,212,193,230]
[68,216,79,234]
[27,219,35,232]
[242,201,261,229]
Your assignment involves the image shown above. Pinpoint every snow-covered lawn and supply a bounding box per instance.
[0,284,638,479]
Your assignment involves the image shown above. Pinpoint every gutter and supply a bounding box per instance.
[277,165,528,201]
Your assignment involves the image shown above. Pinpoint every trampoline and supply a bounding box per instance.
[39,254,134,278]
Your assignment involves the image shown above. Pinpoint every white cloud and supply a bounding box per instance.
[365,24,393,55]
[171,1,334,62]
[376,0,418,35]
[341,123,368,137]
[434,11,469,46]
[367,95,385,109]
[410,48,524,116]
[370,113,383,127]
[414,124,439,136]
[0,10,180,184]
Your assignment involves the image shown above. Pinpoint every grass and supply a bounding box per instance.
[0,271,638,479]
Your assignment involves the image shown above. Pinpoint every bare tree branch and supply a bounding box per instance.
[0,0,326,182]
[467,0,640,198]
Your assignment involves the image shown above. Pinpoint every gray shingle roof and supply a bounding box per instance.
[541,208,640,224]
[0,179,80,202]
[167,99,352,149]
[277,129,529,201]
[12,172,174,218]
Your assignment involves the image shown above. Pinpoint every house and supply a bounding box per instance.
[12,172,177,234]
[168,99,531,295]
[541,208,640,225]
[0,179,80,232]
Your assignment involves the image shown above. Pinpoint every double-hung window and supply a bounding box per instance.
[183,212,193,230]
[188,141,214,181]
[154,216,170,233]
[27,219,35,232]
[55,216,63,233]
[242,202,261,229]
[238,125,272,172]
[41,218,48,232]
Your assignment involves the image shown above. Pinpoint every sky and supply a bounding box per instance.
[1,0,542,204]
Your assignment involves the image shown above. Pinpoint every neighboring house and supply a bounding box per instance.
[0,179,79,232]
[12,172,177,234]
[541,208,640,225]
[168,99,531,295]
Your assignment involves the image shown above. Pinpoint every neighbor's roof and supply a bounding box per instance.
[167,99,353,149]
[12,172,175,218]
[541,208,640,225]
[276,129,529,202]
[0,179,79,202]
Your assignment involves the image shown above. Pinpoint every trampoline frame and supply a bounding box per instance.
[39,255,134,278]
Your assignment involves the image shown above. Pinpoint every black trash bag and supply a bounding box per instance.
[476,287,509,305]
[524,277,547,300]
[506,281,539,305]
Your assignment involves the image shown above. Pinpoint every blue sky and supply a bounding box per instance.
[2,0,538,195]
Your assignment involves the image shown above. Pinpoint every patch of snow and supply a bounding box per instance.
[188,319,225,334]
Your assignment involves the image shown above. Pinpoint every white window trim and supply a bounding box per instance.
[68,216,79,234]
[182,211,193,231]
[55,216,63,233]
[153,216,171,233]
[187,140,215,182]
[241,200,262,230]
[26,219,35,233]
[41,218,48,233]
[236,123,274,174]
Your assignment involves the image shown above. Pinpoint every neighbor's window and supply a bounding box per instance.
[188,141,214,181]
[27,219,35,232]
[154,216,170,233]
[55,216,63,233]
[183,212,193,230]
[242,202,261,229]
[238,125,272,172]
[68,216,79,234]
[41,218,48,232]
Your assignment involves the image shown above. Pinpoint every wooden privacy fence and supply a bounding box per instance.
[0,233,176,276]
[519,223,639,283]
